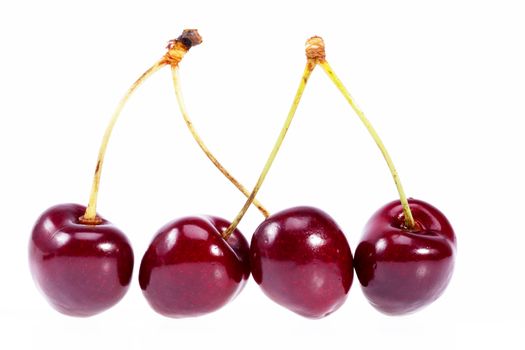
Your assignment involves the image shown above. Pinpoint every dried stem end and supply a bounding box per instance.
[305,36,326,62]
[78,215,103,225]
[164,29,203,66]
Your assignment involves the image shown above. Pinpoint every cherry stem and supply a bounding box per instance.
[318,59,415,229]
[80,61,165,224]
[170,66,270,218]
[222,58,316,239]
[80,29,202,224]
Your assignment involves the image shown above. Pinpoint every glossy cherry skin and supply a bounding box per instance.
[354,198,456,315]
[139,215,249,318]
[29,203,134,317]
[206,216,250,282]
[250,206,353,318]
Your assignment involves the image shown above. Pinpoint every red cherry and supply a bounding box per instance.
[139,216,249,317]
[29,203,134,317]
[250,206,354,318]
[354,198,456,315]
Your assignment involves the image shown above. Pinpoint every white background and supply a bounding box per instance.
[1,0,524,349]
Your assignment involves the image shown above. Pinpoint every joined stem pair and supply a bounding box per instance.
[222,36,414,238]
[80,29,268,225]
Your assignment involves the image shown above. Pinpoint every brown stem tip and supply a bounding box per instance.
[168,29,203,50]
[164,29,203,66]
[305,36,326,62]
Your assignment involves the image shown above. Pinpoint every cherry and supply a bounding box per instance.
[29,204,133,316]
[354,199,456,315]
[139,216,249,317]
[250,206,353,318]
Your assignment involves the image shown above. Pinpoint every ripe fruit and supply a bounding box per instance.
[139,216,249,317]
[29,203,133,316]
[354,199,456,315]
[250,206,353,318]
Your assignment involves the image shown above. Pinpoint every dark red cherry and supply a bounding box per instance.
[139,215,249,317]
[354,198,456,315]
[250,206,353,319]
[29,203,134,317]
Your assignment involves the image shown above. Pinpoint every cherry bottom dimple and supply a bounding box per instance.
[355,252,455,315]
[258,259,351,318]
[141,262,239,317]
[32,255,130,316]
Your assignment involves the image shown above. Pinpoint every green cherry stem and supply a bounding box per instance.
[222,39,321,239]
[170,65,270,218]
[80,61,165,224]
[80,30,201,224]
[81,29,269,223]
[317,40,415,229]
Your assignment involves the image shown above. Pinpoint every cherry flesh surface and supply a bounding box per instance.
[250,206,353,319]
[139,215,249,318]
[29,203,134,317]
[354,198,456,315]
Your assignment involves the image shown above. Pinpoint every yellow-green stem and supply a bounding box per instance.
[170,66,270,218]
[222,62,315,239]
[81,60,166,223]
[81,29,201,224]
[319,60,415,229]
